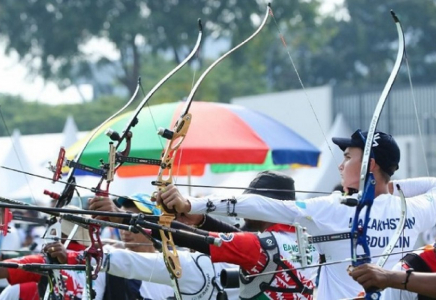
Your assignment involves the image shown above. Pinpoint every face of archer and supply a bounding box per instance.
[338,147,363,190]
[120,205,154,253]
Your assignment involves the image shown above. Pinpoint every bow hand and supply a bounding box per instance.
[349,264,389,292]
[88,196,124,222]
[43,241,67,264]
[154,184,191,214]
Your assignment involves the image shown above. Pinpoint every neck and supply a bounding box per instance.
[261,222,275,231]
[127,245,155,253]
[348,175,389,198]
[375,182,389,197]
[374,172,389,197]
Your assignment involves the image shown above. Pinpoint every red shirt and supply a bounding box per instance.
[402,244,436,272]
[209,224,294,270]
[209,224,315,300]
[6,241,87,299]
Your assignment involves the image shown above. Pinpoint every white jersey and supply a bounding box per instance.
[102,248,239,300]
[0,284,20,300]
[188,177,436,299]
[94,272,173,300]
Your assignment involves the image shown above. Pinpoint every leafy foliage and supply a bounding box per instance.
[0,94,126,136]
[1,0,436,136]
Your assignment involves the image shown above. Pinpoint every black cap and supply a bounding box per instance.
[332,130,400,176]
[242,171,295,200]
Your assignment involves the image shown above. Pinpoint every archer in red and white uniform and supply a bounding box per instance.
[0,225,104,300]
[158,171,319,300]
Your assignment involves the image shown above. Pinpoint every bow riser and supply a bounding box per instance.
[153,115,193,284]
[350,174,375,266]
[345,10,406,300]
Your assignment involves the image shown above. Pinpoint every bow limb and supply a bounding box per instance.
[42,83,139,298]
[47,80,142,208]
[181,3,272,116]
[154,2,271,191]
[341,10,406,300]
[154,3,272,198]
[112,19,203,151]
[155,2,271,183]
[152,5,271,299]
[357,11,405,194]
[92,19,203,199]
[40,23,204,297]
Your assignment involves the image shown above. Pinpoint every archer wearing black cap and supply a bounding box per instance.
[330,129,401,197]
[157,130,436,299]
[332,129,400,186]
[240,170,295,232]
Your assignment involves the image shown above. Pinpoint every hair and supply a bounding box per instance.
[378,167,392,183]
[358,151,392,184]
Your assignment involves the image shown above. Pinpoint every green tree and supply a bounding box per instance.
[0,93,129,136]
[0,0,328,102]
[0,0,221,98]
[312,0,436,87]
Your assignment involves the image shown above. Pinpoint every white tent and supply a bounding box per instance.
[0,129,34,197]
[0,126,88,203]
[0,114,351,205]
[61,115,79,149]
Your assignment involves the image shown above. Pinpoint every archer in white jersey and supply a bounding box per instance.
[156,130,436,299]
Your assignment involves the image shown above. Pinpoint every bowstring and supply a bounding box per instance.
[134,31,202,298]
[404,50,430,177]
[173,46,201,193]
[268,7,340,169]
[401,22,433,300]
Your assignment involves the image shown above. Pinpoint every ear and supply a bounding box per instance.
[369,158,378,172]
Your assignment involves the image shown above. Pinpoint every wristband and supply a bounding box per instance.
[402,268,414,290]
[195,214,207,228]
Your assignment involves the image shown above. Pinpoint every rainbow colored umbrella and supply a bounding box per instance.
[66,101,320,176]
